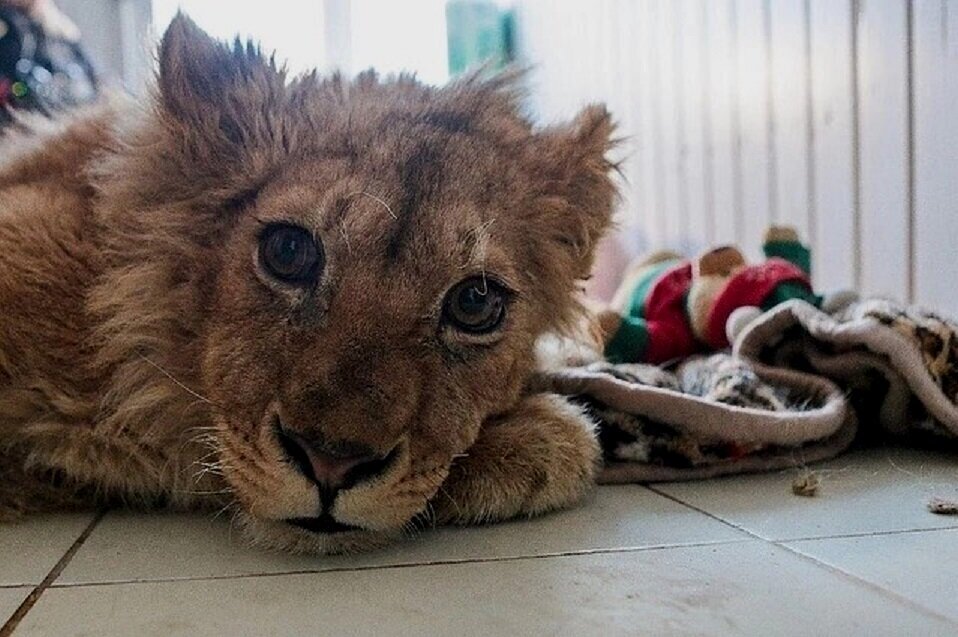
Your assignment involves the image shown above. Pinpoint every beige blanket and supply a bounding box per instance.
[539,299,958,483]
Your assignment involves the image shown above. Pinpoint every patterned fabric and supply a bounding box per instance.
[578,355,797,468]
[862,303,958,404]
[740,299,958,441]
[541,298,958,483]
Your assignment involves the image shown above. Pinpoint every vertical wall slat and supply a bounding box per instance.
[808,0,858,290]
[600,0,630,229]
[734,0,773,259]
[612,0,646,252]
[913,0,958,317]
[856,0,911,300]
[678,0,711,253]
[705,0,742,246]
[514,2,550,121]
[768,0,812,238]
[608,0,638,233]
[652,0,683,249]
[635,0,665,251]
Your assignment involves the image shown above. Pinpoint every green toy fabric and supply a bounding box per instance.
[624,259,678,319]
[763,238,811,275]
[603,259,699,365]
[758,234,821,309]
[760,281,821,311]
[605,315,650,364]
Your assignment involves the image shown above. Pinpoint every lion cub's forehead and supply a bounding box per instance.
[256,113,531,278]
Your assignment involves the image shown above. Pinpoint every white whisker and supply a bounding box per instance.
[138,353,217,408]
[339,220,352,253]
[345,190,398,219]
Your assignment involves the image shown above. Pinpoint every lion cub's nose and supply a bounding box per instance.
[276,427,394,496]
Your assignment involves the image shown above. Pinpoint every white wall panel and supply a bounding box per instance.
[733,0,774,260]
[913,0,958,317]
[652,0,686,251]
[769,0,812,238]
[809,0,858,291]
[705,0,742,246]
[515,0,956,313]
[633,0,665,251]
[855,0,911,300]
[678,0,712,252]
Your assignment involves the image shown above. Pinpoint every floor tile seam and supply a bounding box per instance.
[778,524,958,544]
[0,510,105,636]
[47,538,758,589]
[644,485,772,541]
[773,540,958,627]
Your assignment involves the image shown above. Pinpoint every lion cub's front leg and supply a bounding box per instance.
[434,394,600,525]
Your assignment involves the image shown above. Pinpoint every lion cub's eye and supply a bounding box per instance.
[258,224,323,285]
[442,277,508,334]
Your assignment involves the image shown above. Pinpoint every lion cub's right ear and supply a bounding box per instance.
[157,13,283,146]
[528,105,618,280]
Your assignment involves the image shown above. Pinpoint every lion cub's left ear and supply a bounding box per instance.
[531,105,618,280]
[157,13,284,150]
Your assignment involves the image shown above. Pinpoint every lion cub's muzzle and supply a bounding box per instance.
[273,419,401,533]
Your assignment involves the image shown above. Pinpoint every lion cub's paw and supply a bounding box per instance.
[434,394,600,525]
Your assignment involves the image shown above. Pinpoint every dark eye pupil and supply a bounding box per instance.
[274,236,300,267]
[458,285,488,315]
[260,224,322,284]
[444,277,507,334]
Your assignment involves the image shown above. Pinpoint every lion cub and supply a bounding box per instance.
[0,14,616,553]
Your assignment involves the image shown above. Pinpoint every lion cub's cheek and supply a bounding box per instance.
[211,416,323,521]
[223,463,320,521]
[236,485,319,521]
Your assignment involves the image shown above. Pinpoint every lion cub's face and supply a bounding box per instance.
[147,16,614,553]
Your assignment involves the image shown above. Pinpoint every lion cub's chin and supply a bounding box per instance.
[238,514,400,555]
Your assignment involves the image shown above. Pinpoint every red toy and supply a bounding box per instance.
[598,227,844,364]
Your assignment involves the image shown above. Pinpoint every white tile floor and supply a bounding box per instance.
[2,446,957,636]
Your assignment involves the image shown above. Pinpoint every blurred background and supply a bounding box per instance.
[7,0,958,314]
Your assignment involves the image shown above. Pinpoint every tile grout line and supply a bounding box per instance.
[645,484,958,543]
[776,541,958,628]
[0,510,106,637]
[646,486,958,627]
[778,523,958,544]
[644,484,766,539]
[45,538,757,590]
[5,492,955,623]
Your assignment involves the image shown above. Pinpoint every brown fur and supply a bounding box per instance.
[0,15,617,553]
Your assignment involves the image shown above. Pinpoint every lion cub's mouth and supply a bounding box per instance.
[271,418,404,535]
[286,513,360,534]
